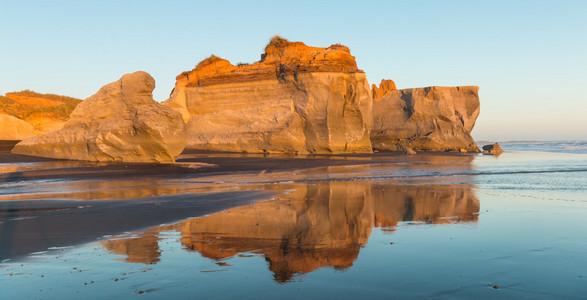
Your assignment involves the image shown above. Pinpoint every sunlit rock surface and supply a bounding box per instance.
[0,114,35,140]
[0,91,81,136]
[371,85,480,152]
[371,79,396,101]
[164,36,372,154]
[12,72,187,163]
[482,143,504,154]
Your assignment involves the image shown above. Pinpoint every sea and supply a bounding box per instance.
[1,141,586,299]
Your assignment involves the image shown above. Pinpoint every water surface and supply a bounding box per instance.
[1,145,586,299]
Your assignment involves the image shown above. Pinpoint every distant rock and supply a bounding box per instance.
[371,79,396,100]
[164,36,372,154]
[371,86,480,152]
[13,72,187,163]
[482,143,504,154]
[0,114,35,140]
[0,91,81,136]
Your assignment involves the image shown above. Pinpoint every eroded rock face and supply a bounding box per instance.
[164,37,372,154]
[0,114,35,140]
[12,72,187,163]
[371,86,480,152]
[0,91,81,136]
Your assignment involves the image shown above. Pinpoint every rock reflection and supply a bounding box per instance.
[104,181,479,283]
[103,232,161,265]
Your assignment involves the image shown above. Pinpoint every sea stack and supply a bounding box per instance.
[164,36,373,154]
[371,83,480,152]
[12,72,187,163]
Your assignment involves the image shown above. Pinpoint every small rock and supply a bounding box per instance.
[398,144,416,155]
[482,143,504,155]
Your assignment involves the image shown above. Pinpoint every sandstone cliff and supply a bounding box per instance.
[371,85,480,152]
[12,72,187,163]
[164,36,372,154]
[0,91,81,137]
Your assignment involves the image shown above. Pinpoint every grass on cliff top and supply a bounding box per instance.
[265,35,290,52]
[8,90,82,106]
[0,91,81,120]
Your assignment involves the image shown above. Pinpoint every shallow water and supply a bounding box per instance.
[1,145,587,299]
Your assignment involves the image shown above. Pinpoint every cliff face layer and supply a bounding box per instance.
[164,37,372,154]
[0,91,82,137]
[371,85,480,152]
[12,72,187,163]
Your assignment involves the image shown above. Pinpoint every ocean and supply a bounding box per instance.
[497,140,587,154]
[1,141,586,299]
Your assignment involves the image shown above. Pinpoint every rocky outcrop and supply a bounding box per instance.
[0,91,81,136]
[12,72,187,163]
[482,143,503,154]
[371,85,480,152]
[164,36,372,154]
[371,79,396,100]
[0,114,35,140]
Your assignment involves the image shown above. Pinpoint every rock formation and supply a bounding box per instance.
[0,114,35,140]
[164,36,372,154]
[371,79,396,100]
[371,85,480,152]
[482,143,503,154]
[0,91,81,137]
[12,72,187,163]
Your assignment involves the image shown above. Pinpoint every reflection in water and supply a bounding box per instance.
[105,181,479,283]
[103,233,161,265]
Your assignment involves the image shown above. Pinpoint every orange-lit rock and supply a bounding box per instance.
[164,36,372,154]
[482,143,504,154]
[0,114,35,140]
[372,86,480,152]
[371,79,396,100]
[12,72,187,163]
[0,92,81,137]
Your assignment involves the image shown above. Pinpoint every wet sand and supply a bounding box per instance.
[2,140,587,298]
[1,140,404,182]
[0,140,429,260]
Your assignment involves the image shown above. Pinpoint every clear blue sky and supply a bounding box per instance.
[1,0,586,141]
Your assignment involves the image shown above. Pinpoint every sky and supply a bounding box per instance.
[1,0,586,141]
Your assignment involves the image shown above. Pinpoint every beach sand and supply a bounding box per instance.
[0,140,430,260]
[2,140,586,298]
